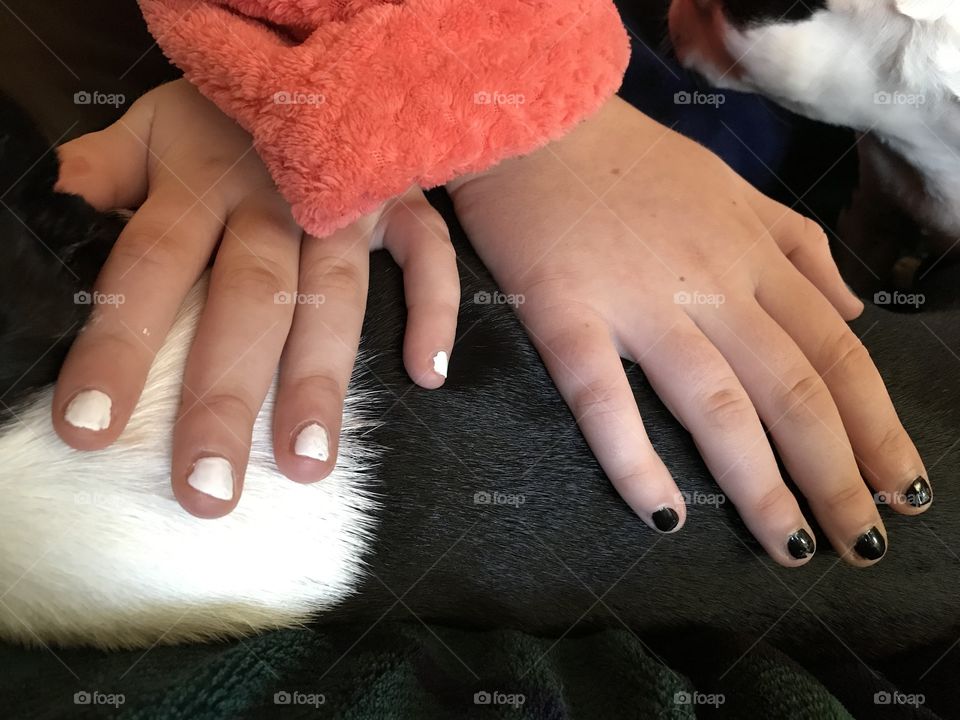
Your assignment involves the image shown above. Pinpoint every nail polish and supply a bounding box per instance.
[652,507,679,533]
[432,351,449,378]
[187,457,234,501]
[294,423,329,462]
[904,477,932,507]
[64,389,112,431]
[787,529,816,559]
[854,527,886,561]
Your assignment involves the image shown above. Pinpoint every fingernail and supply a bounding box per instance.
[187,457,234,501]
[854,526,886,561]
[904,476,932,507]
[652,507,680,533]
[293,423,329,462]
[787,529,816,559]
[432,351,449,378]
[64,389,112,431]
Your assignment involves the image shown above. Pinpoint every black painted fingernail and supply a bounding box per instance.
[854,527,886,561]
[904,476,932,507]
[787,529,815,559]
[652,507,680,533]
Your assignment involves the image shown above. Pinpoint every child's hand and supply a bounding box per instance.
[53,80,458,518]
[448,96,929,567]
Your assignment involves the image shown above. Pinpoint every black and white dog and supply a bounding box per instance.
[669,0,960,290]
[0,90,959,671]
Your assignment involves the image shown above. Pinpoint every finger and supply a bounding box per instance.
[748,196,864,321]
[172,192,301,517]
[272,223,371,484]
[378,188,459,389]
[696,300,887,566]
[521,308,686,533]
[629,316,815,566]
[52,189,224,450]
[757,260,930,516]
[55,95,154,210]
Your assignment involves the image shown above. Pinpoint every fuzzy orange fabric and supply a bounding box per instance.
[138,0,630,237]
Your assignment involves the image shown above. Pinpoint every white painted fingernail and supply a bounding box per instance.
[187,457,234,501]
[432,351,449,378]
[294,423,329,461]
[64,389,112,431]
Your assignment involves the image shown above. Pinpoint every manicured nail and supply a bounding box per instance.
[432,351,449,378]
[904,476,932,507]
[294,423,329,462]
[652,507,680,533]
[854,527,886,561]
[64,389,112,431]
[187,457,234,501]
[787,529,815,559]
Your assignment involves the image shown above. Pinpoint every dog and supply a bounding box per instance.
[668,0,960,291]
[1,91,959,671]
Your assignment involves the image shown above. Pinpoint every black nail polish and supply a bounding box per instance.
[787,529,815,559]
[854,527,886,561]
[904,477,932,507]
[652,507,679,533]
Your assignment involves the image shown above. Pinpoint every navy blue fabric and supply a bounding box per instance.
[615,7,795,194]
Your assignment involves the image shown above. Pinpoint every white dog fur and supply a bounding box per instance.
[0,278,380,649]
[673,0,960,240]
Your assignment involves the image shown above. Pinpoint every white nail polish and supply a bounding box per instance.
[294,423,329,462]
[187,457,234,501]
[64,390,112,431]
[432,351,449,378]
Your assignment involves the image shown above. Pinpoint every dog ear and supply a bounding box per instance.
[892,0,960,99]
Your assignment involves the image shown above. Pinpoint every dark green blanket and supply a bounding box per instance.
[3,621,948,719]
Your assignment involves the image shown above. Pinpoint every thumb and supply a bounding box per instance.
[55,94,154,211]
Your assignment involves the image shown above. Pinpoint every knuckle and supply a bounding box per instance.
[290,374,344,406]
[113,225,191,274]
[216,256,292,301]
[821,331,871,377]
[747,483,794,518]
[820,481,867,513]
[193,391,257,429]
[301,256,365,301]
[773,372,830,424]
[696,381,755,428]
[572,379,627,421]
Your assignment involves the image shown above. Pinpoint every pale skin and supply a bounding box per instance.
[54,82,929,566]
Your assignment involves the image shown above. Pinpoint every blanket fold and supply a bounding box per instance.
[138,0,630,236]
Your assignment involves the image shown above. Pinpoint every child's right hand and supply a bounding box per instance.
[448,96,930,567]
